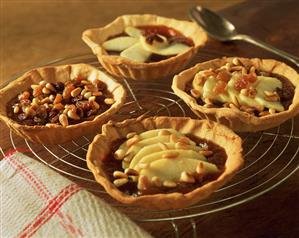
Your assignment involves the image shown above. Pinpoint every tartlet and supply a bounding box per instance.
[172,57,299,132]
[82,14,207,81]
[0,64,126,144]
[86,116,243,210]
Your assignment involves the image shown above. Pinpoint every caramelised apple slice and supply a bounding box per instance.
[139,158,219,185]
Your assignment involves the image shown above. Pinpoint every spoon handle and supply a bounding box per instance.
[237,34,299,68]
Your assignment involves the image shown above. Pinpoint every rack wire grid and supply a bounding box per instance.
[1,52,298,237]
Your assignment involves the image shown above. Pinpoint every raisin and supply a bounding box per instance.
[53,82,64,92]
[71,95,83,103]
[17,113,27,121]
[86,109,97,117]
[213,81,227,94]
[76,107,84,118]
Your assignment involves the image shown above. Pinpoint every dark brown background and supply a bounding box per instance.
[1,1,299,237]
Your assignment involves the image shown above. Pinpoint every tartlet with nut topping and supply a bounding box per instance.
[82,14,207,80]
[172,57,299,132]
[86,116,243,210]
[0,64,126,144]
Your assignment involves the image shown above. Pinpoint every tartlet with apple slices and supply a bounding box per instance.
[82,14,207,80]
[172,57,299,132]
[86,116,243,210]
[0,64,126,144]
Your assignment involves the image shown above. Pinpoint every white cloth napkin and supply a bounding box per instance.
[0,152,152,238]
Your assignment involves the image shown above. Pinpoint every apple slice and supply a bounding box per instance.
[139,158,219,182]
[120,42,151,63]
[102,37,138,51]
[125,26,142,38]
[132,149,206,170]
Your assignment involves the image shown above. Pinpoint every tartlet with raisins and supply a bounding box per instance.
[86,116,243,210]
[0,64,126,144]
[82,14,207,80]
[172,57,299,132]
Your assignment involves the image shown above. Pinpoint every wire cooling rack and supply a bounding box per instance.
[1,52,298,237]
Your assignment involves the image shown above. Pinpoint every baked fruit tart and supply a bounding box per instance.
[0,64,126,144]
[82,14,207,80]
[172,57,299,132]
[87,116,243,210]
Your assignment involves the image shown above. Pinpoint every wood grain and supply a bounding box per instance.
[1,1,299,238]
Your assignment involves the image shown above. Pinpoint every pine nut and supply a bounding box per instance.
[124,168,139,176]
[200,150,213,157]
[84,92,92,99]
[232,57,240,65]
[71,87,82,97]
[92,91,102,96]
[39,80,46,86]
[113,178,128,187]
[180,171,195,183]
[190,89,201,98]
[59,114,68,126]
[114,149,126,160]
[67,109,80,120]
[177,137,190,145]
[126,135,140,147]
[158,129,171,136]
[45,83,56,92]
[104,98,115,105]
[129,176,139,183]
[269,108,276,114]
[162,151,179,159]
[163,180,177,188]
[54,93,63,104]
[49,94,55,102]
[113,171,128,179]
[158,142,168,150]
[126,132,137,139]
[88,96,96,102]
[53,103,64,110]
[13,105,20,114]
[259,111,270,117]
[42,87,51,94]
[137,175,150,190]
[151,176,162,187]
[196,162,204,174]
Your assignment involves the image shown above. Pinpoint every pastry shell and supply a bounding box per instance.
[86,116,243,210]
[82,14,207,81]
[172,57,299,132]
[0,64,126,144]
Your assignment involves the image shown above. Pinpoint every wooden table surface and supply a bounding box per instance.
[1,0,298,237]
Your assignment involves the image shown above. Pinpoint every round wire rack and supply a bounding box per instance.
[1,53,298,231]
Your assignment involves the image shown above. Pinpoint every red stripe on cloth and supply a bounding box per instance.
[17,183,81,238]
[6,155,83,237]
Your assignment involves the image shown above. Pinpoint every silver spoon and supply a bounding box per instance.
[190,6,299,68]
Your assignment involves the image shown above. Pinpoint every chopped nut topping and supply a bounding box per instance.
[180,171,195,183]
[9,76,113,126]
[113,171,128,179]
[114,149,126,160]
[163,180,177,188]
[113,178,128,187]
[162,151,179,159]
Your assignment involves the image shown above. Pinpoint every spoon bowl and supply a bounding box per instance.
[189,6,299,67]
[190,6,238,41]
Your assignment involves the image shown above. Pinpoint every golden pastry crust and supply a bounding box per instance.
[86,116,243,210]
[0,64,126,144]
[172,57,299,132]
[82,14,207,81]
